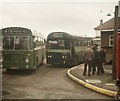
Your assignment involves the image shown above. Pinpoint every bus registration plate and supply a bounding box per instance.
[11,67,19,69]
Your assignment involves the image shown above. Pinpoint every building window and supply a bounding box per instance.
[109,35,113,47]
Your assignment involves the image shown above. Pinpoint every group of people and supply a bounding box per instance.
[83,44,106,76]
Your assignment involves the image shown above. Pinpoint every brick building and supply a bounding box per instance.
[94,17,120,63]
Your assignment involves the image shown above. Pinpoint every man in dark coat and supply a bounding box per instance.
[99,48,106,74]
[92,44,101,75]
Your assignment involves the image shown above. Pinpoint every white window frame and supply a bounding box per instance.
[109,35,113,47]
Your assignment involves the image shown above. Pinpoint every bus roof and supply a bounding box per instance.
[1,27,32,36]
[1,27,44,38]
[47,32,93,42]
[47,32,72,40]
[0,27,43,38]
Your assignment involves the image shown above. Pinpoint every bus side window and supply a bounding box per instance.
[33,37,36,48]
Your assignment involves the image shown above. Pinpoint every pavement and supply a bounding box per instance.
[67,64,118,98]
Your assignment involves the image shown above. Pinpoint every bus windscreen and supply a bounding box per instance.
[3,36,32,50]
[47,40,65,49]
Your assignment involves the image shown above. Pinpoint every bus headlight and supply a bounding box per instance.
[0,58,3,62]
[62,56,67,58]
[25,58,29,62]
[48,55,52,58]
[64,56,67,58]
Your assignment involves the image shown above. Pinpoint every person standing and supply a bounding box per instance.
[99,48,106,74]
[92,44,101,75]
[83,45,94,76]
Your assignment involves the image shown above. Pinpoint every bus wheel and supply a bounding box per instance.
[75,59,78,66]
[73,56,78,66]
[40,55,44,66]
[68,60,74,68]
[35,57,38,71]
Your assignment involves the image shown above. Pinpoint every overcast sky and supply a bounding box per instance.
[0,0,119,38]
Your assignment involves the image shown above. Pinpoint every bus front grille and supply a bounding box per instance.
[4,54,24,62]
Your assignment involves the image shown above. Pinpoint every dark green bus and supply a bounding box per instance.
[46,32,92,67]
[1,27,45,70]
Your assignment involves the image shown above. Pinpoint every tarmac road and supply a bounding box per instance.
[2,61,114,99]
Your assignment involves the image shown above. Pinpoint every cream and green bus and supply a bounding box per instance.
[1,27,45,70]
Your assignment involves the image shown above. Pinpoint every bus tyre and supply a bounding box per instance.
[75,57,78,66]
[71,57,78,67]
[40,55,44,66]
[34,57,38,71]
